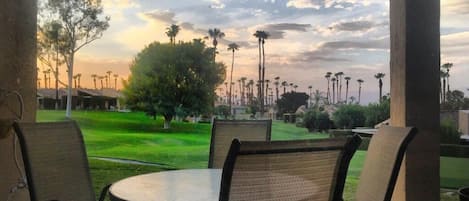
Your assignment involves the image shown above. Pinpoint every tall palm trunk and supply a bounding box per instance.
[335,78,339,103]
[93,78,97,89]
[345,80,349,104]
[257,39,262,104]
[260,39,266,117]
[379,78,383,102]
[332,82,336,104]
[442,78,446,103]
[327,79,330,104]
[358,84,362,104]
[339,78,343,102]
[229,49,234,116]
[275,86,279,104]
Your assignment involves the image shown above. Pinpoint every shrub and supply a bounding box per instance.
[303,110,331,132]
[364,100,390,127]
[214,105,230,119]
[333,104,366,129]
[440,119,460,144]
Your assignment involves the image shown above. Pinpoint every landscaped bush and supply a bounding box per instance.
[214,105,230,119]
[440,119,461,144]
[333,104,366,129]
[364,100,390,127]
[303,110,331,132]
[440,144,469,158]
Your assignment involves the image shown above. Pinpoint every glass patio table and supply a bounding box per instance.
[109,169,221,201]
[109,168,319,201]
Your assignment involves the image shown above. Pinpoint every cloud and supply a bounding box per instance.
[330,20,384,31]
[286,0,374,10]
[286,0,321,9]
[320,38,389,50]
[258,23,312,39]
[296,37,389,63]
[140,10,176,24]
[443,0,469,15]
[103,0,140,9]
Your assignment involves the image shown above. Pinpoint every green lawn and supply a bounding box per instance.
[37,110,466,200]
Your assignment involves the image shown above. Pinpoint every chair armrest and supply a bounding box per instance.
[98,184,112,201]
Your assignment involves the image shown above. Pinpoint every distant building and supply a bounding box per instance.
[37,88,122,110]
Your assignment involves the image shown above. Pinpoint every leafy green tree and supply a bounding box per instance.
[441,90,469,110]
[277,92,309,115]
[40,0,110,117]
[123,40,226,129]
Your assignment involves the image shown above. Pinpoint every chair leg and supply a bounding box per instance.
[98,184,112,201]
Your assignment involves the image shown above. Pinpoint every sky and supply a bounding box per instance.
[42,0,469,104]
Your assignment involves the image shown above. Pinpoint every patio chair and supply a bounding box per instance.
[355,126,417,201]
[13,121,110,201]
[219,135,362,201]
[208,119,272,168]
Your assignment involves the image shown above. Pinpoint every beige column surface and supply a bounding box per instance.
[0,0,37,201]
[390,0,440,200]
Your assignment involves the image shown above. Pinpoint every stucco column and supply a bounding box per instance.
[0,0,37,200]
[390,0,440,200]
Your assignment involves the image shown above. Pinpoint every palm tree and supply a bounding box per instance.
[208,28,225,61]
[308,85,312,107]
[440,70,448,103]
[113,74,118,89]
[336,72,344,102]
[357,79,364,104]
[265,79,270,106]
[274,76,280,103]
[293,85,298,92]
[165,24,180,44]
[442,63,453,93]
[331,77,336,104]
[43,70,48,88]
[325,72,332,104]
[281,81,288,94]
[240,77,247,105]
[374,73,385,102]
[248,79,254,103]
[99,76,105,89]
[289,83,294,92]
[106,70,112,88]
[105,75,109,88]
[227,43,239,114]
[76,73,82,88]
[344,76,351,104]
[46,69,52,89]
[254,30,269,117]
[334,72,340,102]
[312,90,324,110]
[224,82,228,103]
[73,74,78,88]
[91,74,98,89]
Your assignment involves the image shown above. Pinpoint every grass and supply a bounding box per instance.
[37,110,466,200]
